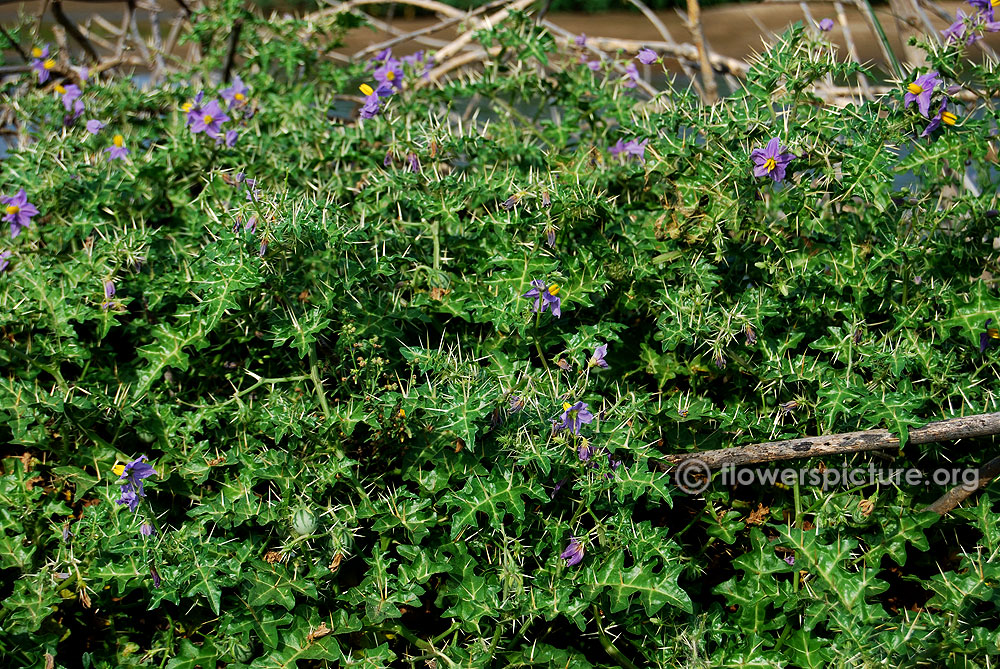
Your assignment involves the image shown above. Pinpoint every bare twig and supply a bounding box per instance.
[924,455,1000,515]
[664,412,1000,469]
[683,0,717,103]
[222,17,243,83]
[51,0,100,62]
[0,25,28,62]
[622,0,700,93]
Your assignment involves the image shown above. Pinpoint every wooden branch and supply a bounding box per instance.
[623,0,700,93]
[222,17,243,83]
[684,0,717,103]
[0,25,28,62]
[924,455,1000,515]
[51,0,100,63]
[664,412,1000,469]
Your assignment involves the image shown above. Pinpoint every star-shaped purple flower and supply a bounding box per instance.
[221,75,249,108]
[575,33,587,47]
[558,401,594,435]
[750,137,796,182]
[55,83,82,112]
[942,10,981,44]
[374,57,404,90]
[560,536,585,567]
[969,0,997,21]
[921,98,958,137]
[105,134,129,161]
[904,71,939,118]
[819,18,835,31]
[2,189,39,238]
[624,62,640,88]
[637,48,657,64]
[30,45,55,83]
[190,99,229,136]
[589,344,609,369]
[114,455,156,512]
[522,279,561,317]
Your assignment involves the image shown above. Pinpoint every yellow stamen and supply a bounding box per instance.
[43,59,55,70]
[359,83,374,96]
[548,283,560,296]
[31,47,43,58]
[181,102,193,112]
[993,0,999,7]
[764,157,777,172]
[990,328,1000,340]
[5,205,19,216]
[234,92,245,101]
[386,71,396,81]
[399,408,405,417]
[55,84,66,94]
[203,114,214,125]
[907,82,923,95]
[563,402,572,411]
[113,134,124,148]
[112,464,125,476]
[941,111,957,126]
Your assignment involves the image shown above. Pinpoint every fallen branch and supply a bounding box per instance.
[663,411,1000,469]
[924,455,1000,515]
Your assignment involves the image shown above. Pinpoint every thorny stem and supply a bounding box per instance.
[309,345,331,420]
[592,605,641,669]
[533,308,550,374]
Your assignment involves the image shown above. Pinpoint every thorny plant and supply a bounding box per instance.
[2,2,1000,667]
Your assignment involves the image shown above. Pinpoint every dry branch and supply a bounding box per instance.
[924,455,1000,515]
[663,412,1000,469]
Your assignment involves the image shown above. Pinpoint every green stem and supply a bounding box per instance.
[592,605,640,669]
[856,0,904,81]
[308,346,331,420]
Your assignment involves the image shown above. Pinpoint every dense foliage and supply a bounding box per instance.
[2,3,1000,667]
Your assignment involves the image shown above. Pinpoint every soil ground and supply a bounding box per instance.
[2,1,998,71]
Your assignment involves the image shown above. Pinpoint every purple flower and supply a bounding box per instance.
[384,150,394,167]
[589,344,609,369]
[54,83,82,112]
[921,98,958,137]
[942,10,982,44]
[216,129,239,147]
[981,319,999,352]
[0,250,10,272]
[64,98,85,126]
[182,91,205,126]
[406,153,421,173]
[586,59,601,72]
[558,401,594,435]
[114,455,156,513]
[624,62,639,88]
[904,71,939,118]
[374,58,404,90]
[190,99,229,136]
[105,134,129,161]
[575,33,587,47]
[79,66,89,81]
[609,139,626,158]
[819,18,835,31]
[970,0,997,21]
[101,280,116,309]
[578,439,593,461]
[359,82,393,119]
[2,189,39,238]
[750,137,796,182]
[140,522,156,537]
[545,225,556,247]
[522,279,561,317]
[30,45,55,83]
[560,536,585,567]
[637,48,657,64]
[784,554,795,566]
[221,75,249,108]
[624,139,648,163]
[150,564,161,588]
